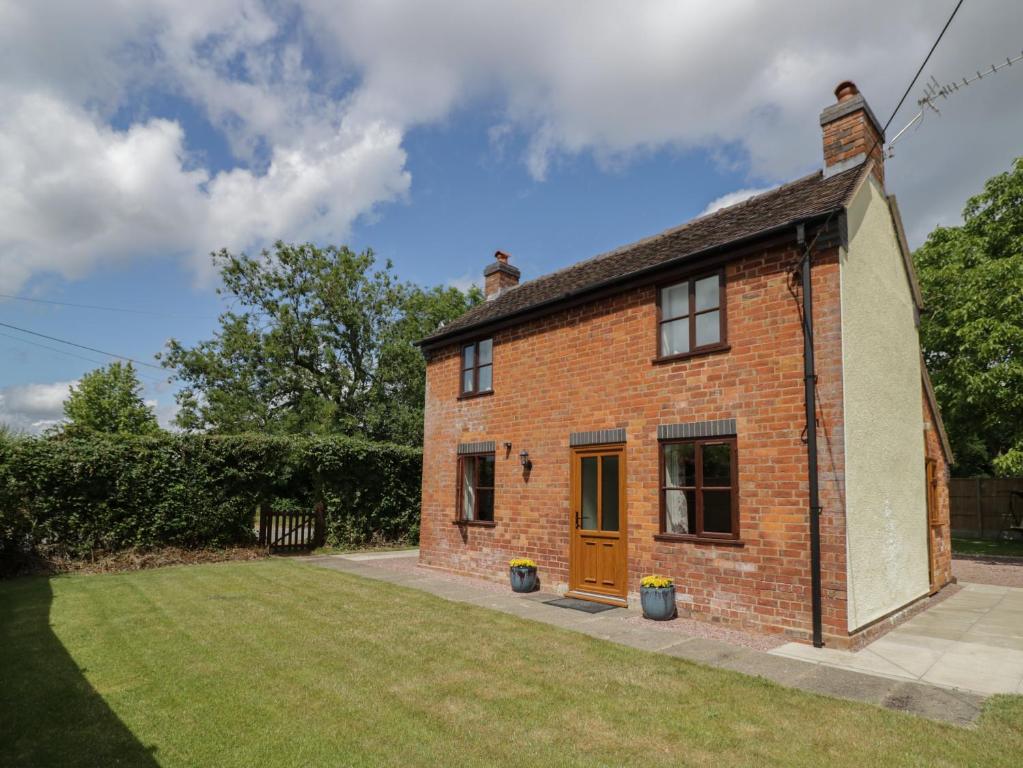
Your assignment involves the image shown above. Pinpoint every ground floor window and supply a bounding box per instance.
[659,437,738,540]
[457,453,495,522]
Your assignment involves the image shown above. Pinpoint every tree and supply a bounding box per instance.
[162,242,482,444]
[61,362,161,436]
[914,157,1023,476]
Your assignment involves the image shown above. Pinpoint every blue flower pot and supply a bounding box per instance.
[510,566,538,593]
[640,585,677,621]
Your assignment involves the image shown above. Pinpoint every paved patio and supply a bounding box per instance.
[302,550,990,725]
[771,582,1023,696]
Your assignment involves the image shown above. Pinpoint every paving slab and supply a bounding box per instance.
[299,552,995,724]
[881,682,983,727]
[770,582,1023,697]
[796,665,900,705]
[661,636,752,666]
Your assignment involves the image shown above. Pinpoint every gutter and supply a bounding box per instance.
[796,223,825,648]
[417,211,844,351]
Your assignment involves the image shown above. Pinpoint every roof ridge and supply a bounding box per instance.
[492,169,829,299]
[423,162,866,345]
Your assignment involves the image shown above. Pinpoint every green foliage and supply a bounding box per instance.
[162,242,482,443]
[914,158,1023,477]
[0,433,421,563]
[61,362,160,436]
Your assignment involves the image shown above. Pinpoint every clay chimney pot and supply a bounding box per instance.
[834,81,859,102]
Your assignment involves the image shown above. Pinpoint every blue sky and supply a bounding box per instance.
[1,0,1021,431]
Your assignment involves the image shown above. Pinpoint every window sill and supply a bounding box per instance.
[452,519,497,528]
[458,390,494,402]
[654,533,744,547]
[652,343,730,365]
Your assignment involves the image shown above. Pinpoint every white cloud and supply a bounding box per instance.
[1,0,1021,294]
[446,273,480,293]
[0,380,178,434]
[0,0,411,291]
[0,381,74,434]
[699,187,775,217]
[301,0,1023,242]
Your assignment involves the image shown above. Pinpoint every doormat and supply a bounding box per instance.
[543,597,619,614]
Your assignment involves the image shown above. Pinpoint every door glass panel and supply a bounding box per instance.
[601,455,619,532]
[664,443,696,487]
[695,310,720,346]
[580,456,598,530]
[661,283,689,319]
[478,338,492,365]
[461,459,475,520]
[665,489,696,534]
[477,364,492,391]
[702,443,732,487]
[660,318,689,356]
[703,490,732,533]
[694,275,720,311]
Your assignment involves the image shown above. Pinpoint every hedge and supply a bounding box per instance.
[0,433,422,563]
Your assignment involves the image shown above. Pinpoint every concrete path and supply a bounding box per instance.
[301,550,987,725]
[771,582,1023,697]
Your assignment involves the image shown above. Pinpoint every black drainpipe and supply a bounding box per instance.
[796,223,824,648]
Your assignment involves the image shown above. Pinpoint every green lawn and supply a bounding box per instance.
[953,537,1023,558]
[2,560,1022,767]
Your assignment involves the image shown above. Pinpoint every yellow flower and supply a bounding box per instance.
[509,557,537,569]
[641,575,673,589]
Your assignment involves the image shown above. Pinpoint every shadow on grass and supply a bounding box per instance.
[0,577,159,767]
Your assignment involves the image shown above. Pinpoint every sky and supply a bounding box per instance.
[1,0,1021,433]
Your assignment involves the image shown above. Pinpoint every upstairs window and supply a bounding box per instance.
[457,452,495,522]
[657,272,726,359]
[460,338,493,397]
[659,438,738,541]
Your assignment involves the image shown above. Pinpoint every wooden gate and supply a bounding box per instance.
[258,503,326,553]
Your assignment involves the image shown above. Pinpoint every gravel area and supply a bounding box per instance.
[953,557,1023,588]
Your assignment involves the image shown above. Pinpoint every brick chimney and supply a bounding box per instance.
[820,81,885,186]
[484,250,520,300]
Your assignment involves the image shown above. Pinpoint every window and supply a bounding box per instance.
[659,438,738,541]
[657,272,725,359]
[460,338,493,396]
[457,453,495,522]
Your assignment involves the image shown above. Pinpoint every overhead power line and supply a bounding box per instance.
[882,0,966,136]
[799,0,966,262]
[0,292,219,320]
[0,321,167,372]
[0,331,166,383]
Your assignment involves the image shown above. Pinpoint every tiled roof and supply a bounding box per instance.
[421,162,866,346]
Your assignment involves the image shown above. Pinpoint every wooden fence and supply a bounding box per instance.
[949,478,1023,539]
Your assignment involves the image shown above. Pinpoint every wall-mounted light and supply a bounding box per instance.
[519,450,532,471]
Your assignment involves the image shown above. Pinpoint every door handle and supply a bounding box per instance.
[575,510,581,529]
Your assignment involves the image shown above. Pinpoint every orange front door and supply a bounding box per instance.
[568,445,627,603]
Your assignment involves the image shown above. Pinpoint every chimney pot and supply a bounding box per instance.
[834,80,859,102]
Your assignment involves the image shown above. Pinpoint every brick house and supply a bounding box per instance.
[415,82,954,648]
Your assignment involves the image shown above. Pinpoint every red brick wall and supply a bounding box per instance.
[923,390,953,589]
[420,245,850,642]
